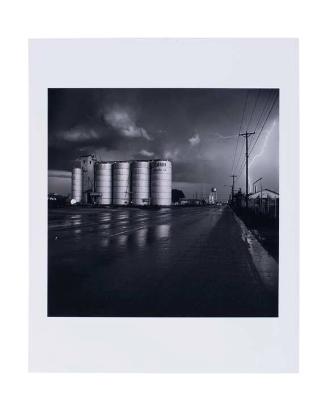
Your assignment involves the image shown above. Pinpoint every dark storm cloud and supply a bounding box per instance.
[48,88,279,197]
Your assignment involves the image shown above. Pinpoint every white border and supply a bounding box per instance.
[29,39,298,372]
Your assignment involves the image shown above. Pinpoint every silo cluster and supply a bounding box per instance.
[94,162,112,205]
[150,160,172,206]
[71,168,82,203]
[71,157,172,207]
[131,161,150,205]
[112,162,130,205]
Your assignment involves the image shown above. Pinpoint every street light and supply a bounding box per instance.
[252,177,263,193]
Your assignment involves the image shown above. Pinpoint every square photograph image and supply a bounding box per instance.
[48,88,279,317]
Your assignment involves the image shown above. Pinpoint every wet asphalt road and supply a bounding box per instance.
[48,206,278,317]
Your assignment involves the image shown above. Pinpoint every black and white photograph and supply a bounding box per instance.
[28,37,299,374]
[5,0,321,400]
[48,87,279,317]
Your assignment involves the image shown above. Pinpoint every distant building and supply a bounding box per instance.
[48,193,68,208]
[248,189,279,218]
[178,198,203,206]
[248,188,279,200]
[80,154,96,203]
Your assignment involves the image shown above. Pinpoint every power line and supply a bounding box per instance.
[246,89,260,131]
[234,138,245,175]
[237,156,246,177]
[234,125,256,176]
[231,91,249,174]
[234,90,261,175]
[234,126,256,176]
[253,89,275,133]
[239,131,255,208]
[248,92,278,156]
[237,91,278,179]
[238,90,249,136]
[230,174,237,203]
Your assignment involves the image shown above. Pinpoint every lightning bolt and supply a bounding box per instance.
[248,119,276,190]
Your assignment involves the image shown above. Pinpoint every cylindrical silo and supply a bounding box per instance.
[131,161,150,206]
[95,162,112,205]
[112,161,130,205]
[150,160,172,206]
[71,168,82,203]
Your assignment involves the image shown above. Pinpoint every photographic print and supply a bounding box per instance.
[48,87,279,317]
[29,39,298,372]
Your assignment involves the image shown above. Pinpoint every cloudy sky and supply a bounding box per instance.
[48,88,279,199]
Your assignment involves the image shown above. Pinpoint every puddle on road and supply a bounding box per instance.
[234,214,278,293]
[135,227,148,248]
[154,224,170,240]
[100,237,110,248]
[117,234,128,248]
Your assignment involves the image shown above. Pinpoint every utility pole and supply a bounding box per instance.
[230,174,237,204]
[224,184,233,204]
[239,131,255,208]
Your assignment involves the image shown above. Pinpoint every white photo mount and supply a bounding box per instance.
[29,38,299,372]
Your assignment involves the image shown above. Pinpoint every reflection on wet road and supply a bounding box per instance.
[48,206,278,317]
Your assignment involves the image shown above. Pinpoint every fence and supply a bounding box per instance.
[248,196,279,219]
